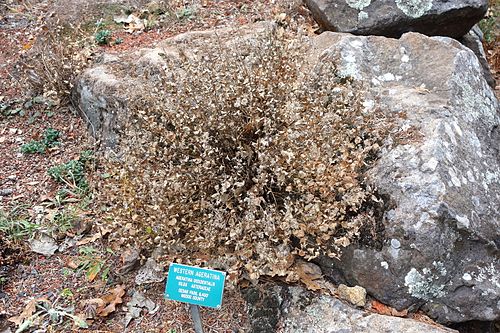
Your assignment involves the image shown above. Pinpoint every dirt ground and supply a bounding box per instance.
[0,0,498,332]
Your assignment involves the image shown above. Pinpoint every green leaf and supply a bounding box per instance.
[86,261,102,282]
[69,314,89,328]
[15,319,33,333]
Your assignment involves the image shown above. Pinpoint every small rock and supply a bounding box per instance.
[0,189,13,196]
[58,237,77,252]
[135,258,164,285]
[151,246,165,260]
[390,238,401,249]
[124,290,157,327]
[71,218,92,235]
[118,248,141,275]
[29,234,58,256]
[337,284,367,307]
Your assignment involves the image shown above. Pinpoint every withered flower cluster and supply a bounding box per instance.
[103,27,389,280]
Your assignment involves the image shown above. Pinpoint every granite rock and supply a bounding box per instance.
[304,0,488,38]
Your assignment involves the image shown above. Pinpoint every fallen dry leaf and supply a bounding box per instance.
[371,300,408,317]
[81,298,106,308]
[81,299,104,320]
[76,228,111,246]
[295,260,323,291]
[66,258,79,269]
[411,311,440,326]
[8,298,48,325]
[97,285,126,317]
[86,262,101,282]
[8,300,36,325]
[117,248,140,274]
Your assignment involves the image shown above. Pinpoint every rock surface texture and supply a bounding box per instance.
[460,25,496,89]
[311,31,499,323]
[281,287,458,333]
[304,0,488,38]
[74,23,499,324]
[244,285,458,333]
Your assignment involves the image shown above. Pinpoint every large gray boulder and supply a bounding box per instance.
[304,0,488,38]
[73,23,499,324]
[310,31,499,323]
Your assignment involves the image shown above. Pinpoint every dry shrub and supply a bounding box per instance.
[17,23,93,104]
[102,27,390,280]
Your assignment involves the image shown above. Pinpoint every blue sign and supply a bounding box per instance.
[165,263,226,309]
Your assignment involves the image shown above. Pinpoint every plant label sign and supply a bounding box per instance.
[165,263,226,309]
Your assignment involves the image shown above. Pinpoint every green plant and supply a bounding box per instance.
[21,141,46,154]
[0,207,38,240]
[43,128,61,147]
[77,246,109,282]
[95,19,106,29]
[79,149,94,163]
[60,288,74,299]
[48,150,93,194]
[479,4,499,43]
[0,100,24,116]
[114,37,123,45]
[49,160,85,184]
[11,298,87,332]
[21,128,60,154]
[176,7,194,20]
[61,267,73,276]
[51,208,77,234]
[95,29,112,45]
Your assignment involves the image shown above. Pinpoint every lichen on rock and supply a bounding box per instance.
[395,0,433,18]
[404,267,446,301]
[346,0,371,10]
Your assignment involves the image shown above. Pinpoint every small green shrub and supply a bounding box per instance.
[21,141,46,154]
[77,246,108,281]
[479,16,497,43]
[49,160,86,185]
[48,150,93,193]
[479,5,499,44]
[21,128,60,154]
[43,128,61,147]
[176,7,194,20]
[52,208,77,234]
[60,288,74,299]
[1,99,24,116]
[95,30,112,45]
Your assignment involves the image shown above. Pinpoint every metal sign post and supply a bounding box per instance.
[190,304,204,333]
